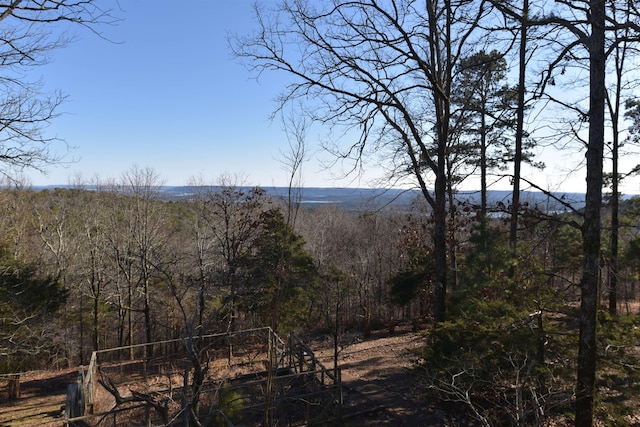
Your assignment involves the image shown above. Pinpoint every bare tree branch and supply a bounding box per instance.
[0,1,117,179]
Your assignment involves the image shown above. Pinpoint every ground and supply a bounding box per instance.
[0,368,77,426]
[312,326,445,426]
[3,315,640,426]
[0,326,438,426]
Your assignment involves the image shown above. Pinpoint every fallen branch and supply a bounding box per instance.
[98,368,169,424]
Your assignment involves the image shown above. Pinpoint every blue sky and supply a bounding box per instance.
[32,1,344,188]
[25,1,640,194]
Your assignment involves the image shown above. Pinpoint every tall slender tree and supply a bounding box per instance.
[509,0,529,265]
[491,1,639,423]
[604,0,640,316]
[575,3,605,420]
[526,2,607,424]
[117,166,167,358]
[532,1,608,424]
[452,49,511,217]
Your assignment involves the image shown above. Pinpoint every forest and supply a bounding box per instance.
[1,172,640,425]
[1,0,640,425]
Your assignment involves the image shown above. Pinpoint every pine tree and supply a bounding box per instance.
[241,208,318,332]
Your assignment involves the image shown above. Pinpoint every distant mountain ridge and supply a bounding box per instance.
[32,185,588,212]
[160,186,587,212]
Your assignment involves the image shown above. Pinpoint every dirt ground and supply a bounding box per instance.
[4,316,640,426]
[0,368,77,426]
[0,326,436,426]
[310,326,446,426]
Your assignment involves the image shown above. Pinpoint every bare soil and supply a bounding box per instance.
[0,368,77,426]
[0,327,435,426]
[3,313,640,426]
[310,325,445,426]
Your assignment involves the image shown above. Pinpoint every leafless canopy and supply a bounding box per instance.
[232,0,494,196]
[0,1,116,179]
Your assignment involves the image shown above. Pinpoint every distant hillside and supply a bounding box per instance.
[32,185,588,212]
[160,186,416,211]
[159,186,586,212]
[30,185,589,212]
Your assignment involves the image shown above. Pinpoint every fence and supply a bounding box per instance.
[65,351,98,420]
[0,373,22,400]
[64,327,341,426]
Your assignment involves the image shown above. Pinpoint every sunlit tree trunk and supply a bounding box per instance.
[575,1,606,424]
[510,0,528,268]
[605,0,632,316]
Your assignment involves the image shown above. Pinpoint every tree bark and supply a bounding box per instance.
[609,108,619,317]
[428,0,452,324]
[447,177,458,294]
[433,142,448,323]
[575,1,606,425]
[509,0,528,269]
[480,107,488,218]
[606,0,628,316]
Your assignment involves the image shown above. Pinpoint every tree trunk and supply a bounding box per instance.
[509,0,528,272]
[609,122,619,316]
[144,278,153,359]
[433,136,448,323]
[480,110,487,218]
[607,4,627,316]
[93,293,99,352]
[447,178,458,294]
[430,0,452,324]
[575,1,605,425]
[128,284,134,360]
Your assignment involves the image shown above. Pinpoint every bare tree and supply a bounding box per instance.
[33,188,83,362]
[95,167,168,358]
[297,206,359,326]
[0,177,34,260]
[526,1,639,425]
[0,182,68,371]
[279,105,308,229]
[100,177,138,354]
[72,181,112,354]
[507,0,529,265]
[183,176,221,332]
[604,1,640,316]
[233,0,494,322]
[186,174,268,333]
[0,1,116,178]
[118,166,167,358]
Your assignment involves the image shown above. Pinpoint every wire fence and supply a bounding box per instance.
[64,327,341,426]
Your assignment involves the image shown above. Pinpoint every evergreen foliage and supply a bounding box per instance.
[0,248,67,373]
[457,217,516,301]
[417,216,575,425]
[241,208,319,333]
[213,387,244,426]
[594,312,640,426]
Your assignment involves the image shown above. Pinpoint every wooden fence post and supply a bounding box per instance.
[65,382,84,419]
[8,375,20,399]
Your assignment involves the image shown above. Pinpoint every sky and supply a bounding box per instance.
[32,1,340,188]
[23,1,640,194]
